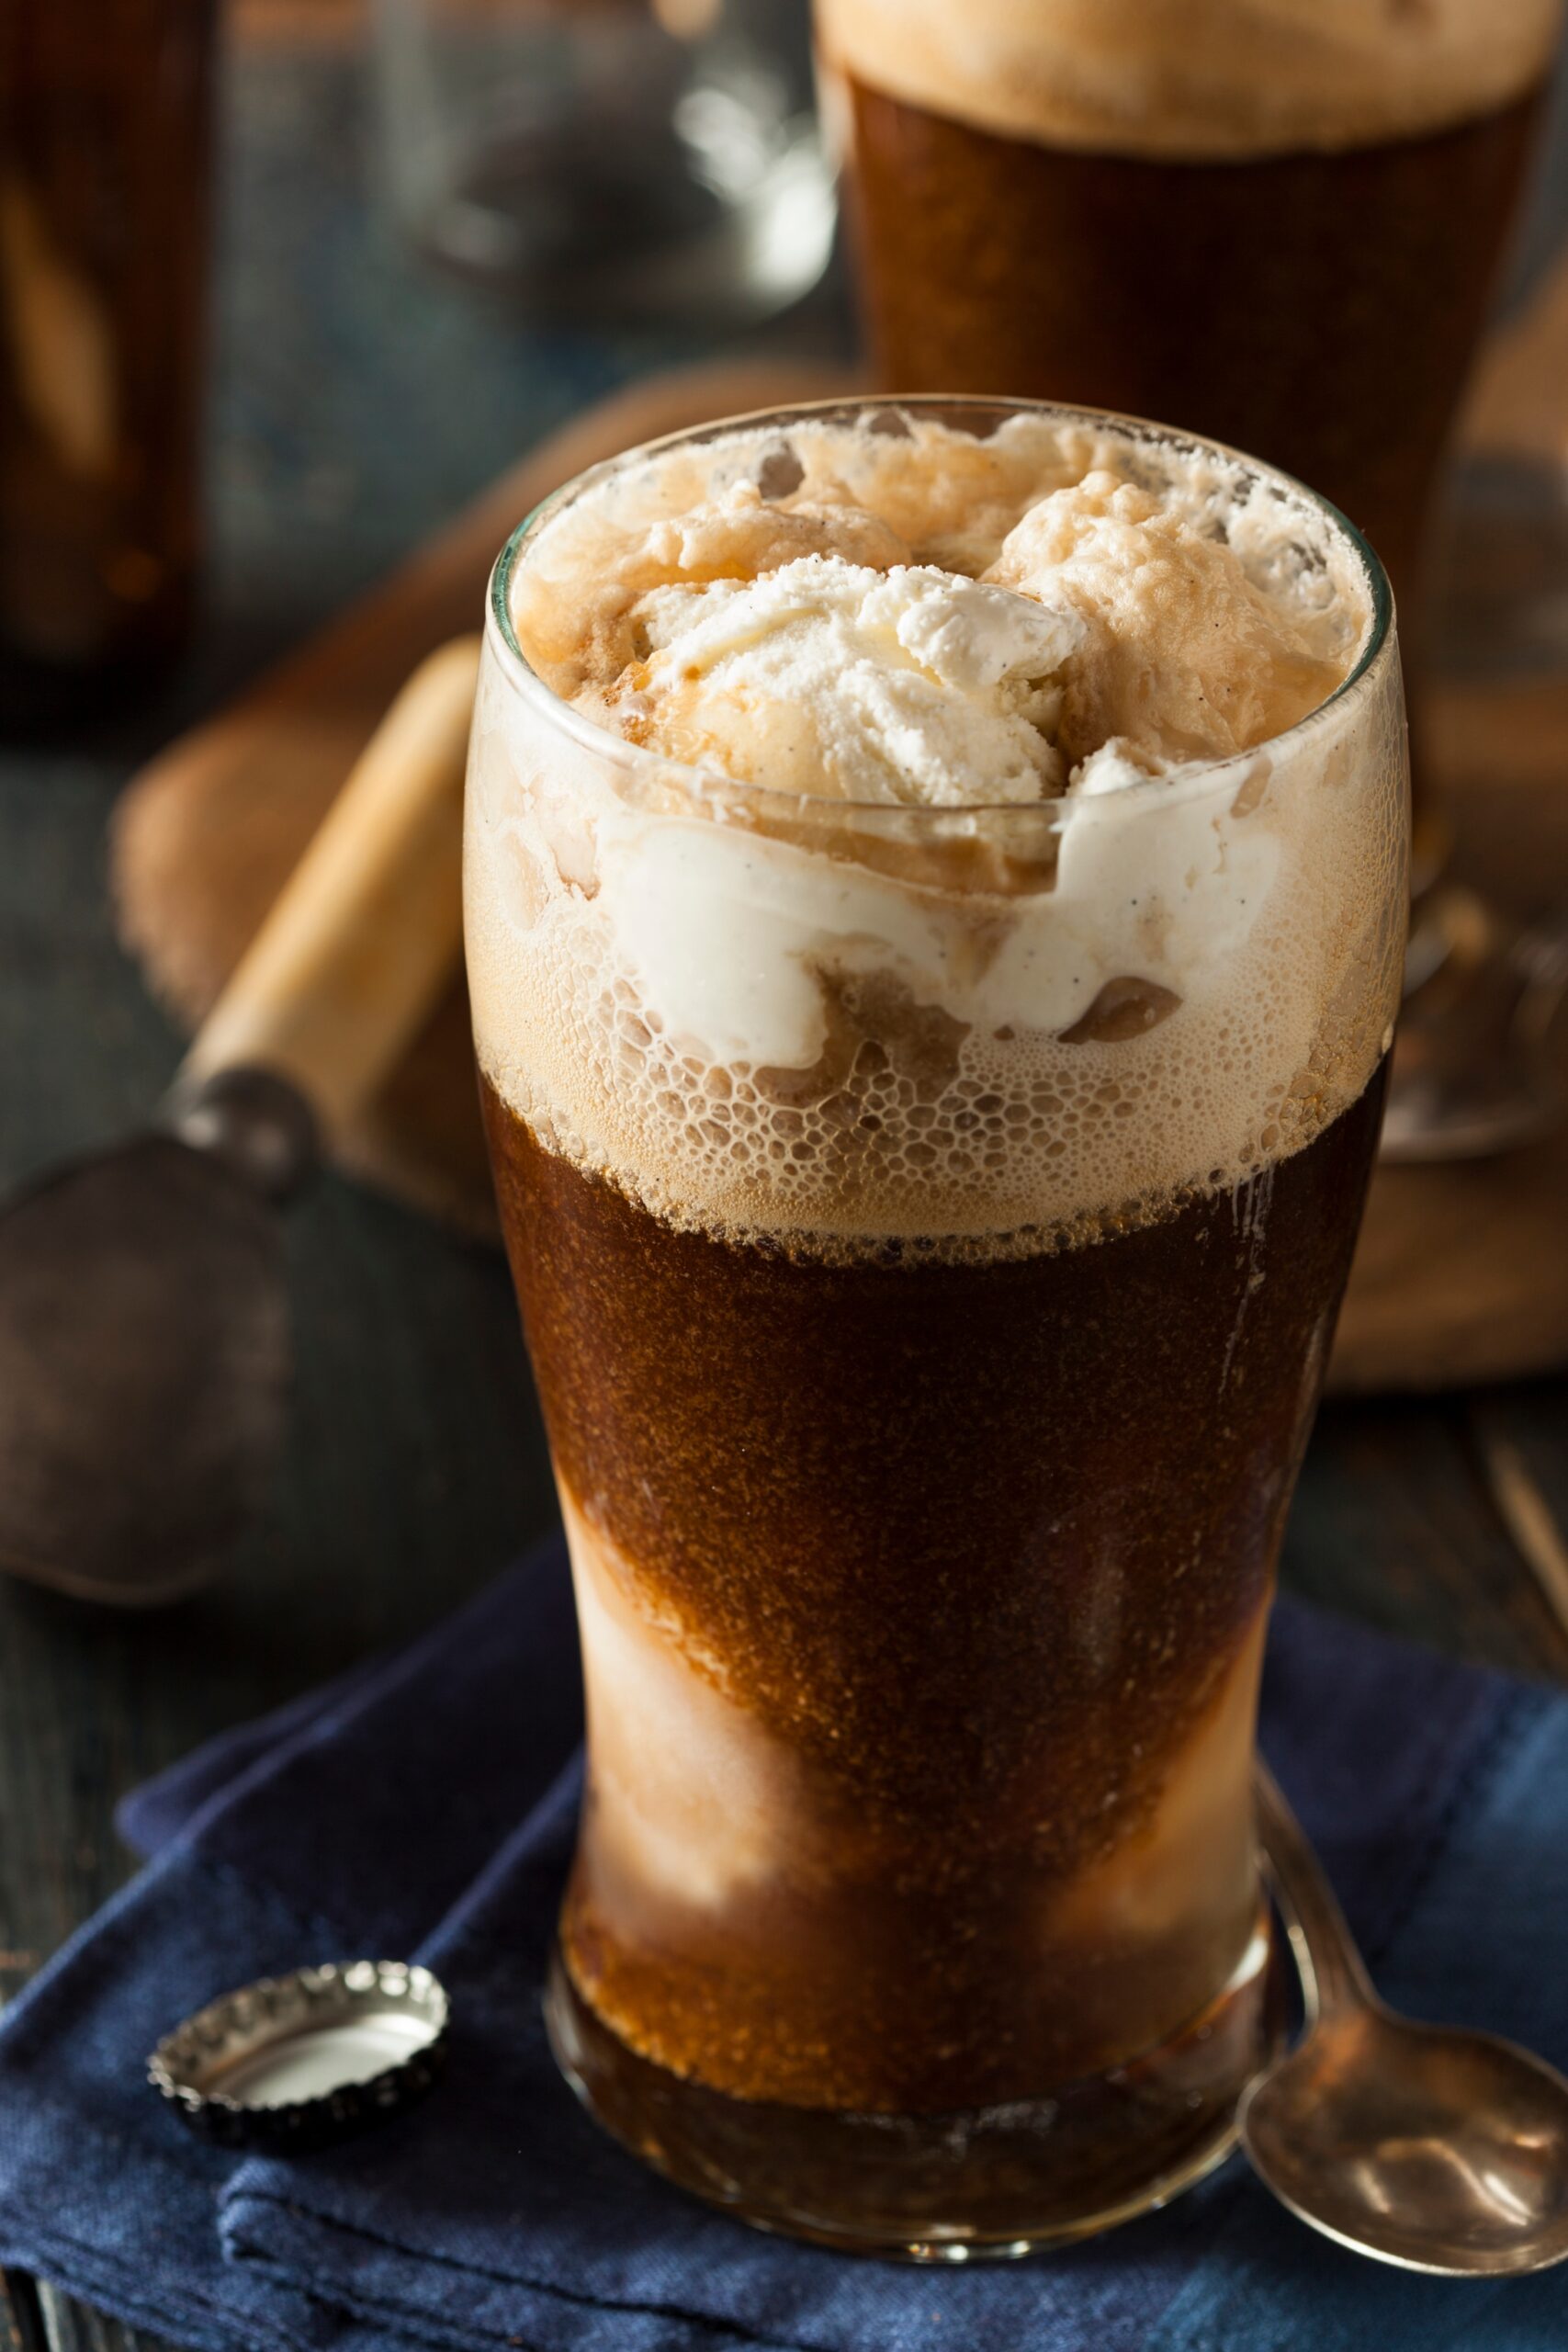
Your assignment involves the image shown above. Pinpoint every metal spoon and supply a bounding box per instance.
[1242,1759,1568,2276]
[0,639,479,1606]
[1382,888,1568,1162]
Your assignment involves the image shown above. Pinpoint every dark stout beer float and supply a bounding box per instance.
[466,400,1408,2253]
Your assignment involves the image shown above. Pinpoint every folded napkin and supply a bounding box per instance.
[2,1536,1566,2352]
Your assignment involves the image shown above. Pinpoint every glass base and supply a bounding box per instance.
[545,1907,1286,2260]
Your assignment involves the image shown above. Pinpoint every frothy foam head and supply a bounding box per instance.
[467,403,1405,1257]
[817,0,1562,160]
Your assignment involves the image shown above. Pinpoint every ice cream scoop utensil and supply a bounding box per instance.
[0,638,479,1604]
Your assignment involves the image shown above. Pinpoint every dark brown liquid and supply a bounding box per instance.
[0,0,215,729]
[485,1063,1385,2112]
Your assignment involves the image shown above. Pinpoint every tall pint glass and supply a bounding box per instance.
[465,398,1408,2255]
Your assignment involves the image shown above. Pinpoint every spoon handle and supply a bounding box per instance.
[1254,1759,1377,2020]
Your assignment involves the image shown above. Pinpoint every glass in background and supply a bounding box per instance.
[818,0,1562,896]
[0,0,217,732]
[371,0,834,326]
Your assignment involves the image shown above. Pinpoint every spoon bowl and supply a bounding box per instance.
[1245,1760,1568,2276]
[1241,2003,1568,2276]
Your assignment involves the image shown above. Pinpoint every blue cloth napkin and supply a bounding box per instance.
[2,1536,1566,2352]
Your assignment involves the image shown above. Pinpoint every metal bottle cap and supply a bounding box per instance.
[149,1960,450,2154]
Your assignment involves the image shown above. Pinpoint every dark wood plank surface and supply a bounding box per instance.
[3,22,1567,2352]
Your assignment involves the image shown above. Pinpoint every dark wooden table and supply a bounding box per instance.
[4,20,1568,2352]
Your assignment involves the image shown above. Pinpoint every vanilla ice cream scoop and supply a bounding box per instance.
[592,555,1086,806]
[570,458,1351,807]
[522,423,1363,818]
[985,471,1348,770]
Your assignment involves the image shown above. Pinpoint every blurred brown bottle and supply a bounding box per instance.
[0,0,216,732]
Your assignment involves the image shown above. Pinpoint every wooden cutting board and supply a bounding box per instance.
[112,347,1568,1396]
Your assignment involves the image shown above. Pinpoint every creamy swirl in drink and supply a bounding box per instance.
[465,402,1406,2244]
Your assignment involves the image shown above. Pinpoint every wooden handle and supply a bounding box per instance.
[182,637,479,1137]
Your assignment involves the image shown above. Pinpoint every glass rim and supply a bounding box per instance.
[485,392,1396,826]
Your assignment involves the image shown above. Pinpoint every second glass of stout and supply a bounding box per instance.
[818,0,1562,884]
[466,398,1408,2256]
